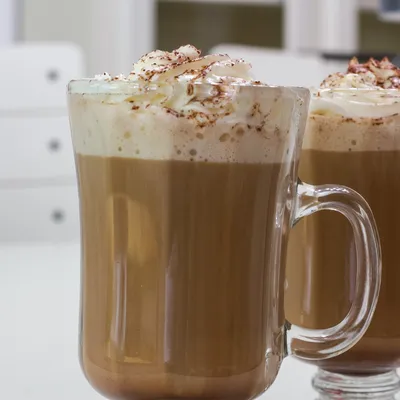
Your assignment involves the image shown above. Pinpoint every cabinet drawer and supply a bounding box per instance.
[0,115,76,181]
[0,185,79,242]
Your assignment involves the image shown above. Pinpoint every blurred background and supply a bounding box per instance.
[1,0,400,399]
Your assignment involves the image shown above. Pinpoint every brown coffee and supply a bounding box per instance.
[286,113,400,374]
[77,154,286,400]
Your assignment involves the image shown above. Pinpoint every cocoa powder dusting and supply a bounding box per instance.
[164,108,180,117]
[187,83,194,96]
[347,57,400,89]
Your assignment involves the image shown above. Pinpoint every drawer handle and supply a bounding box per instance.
[51,209,65,224]
[46,69,60,83]
[48,138,61,152]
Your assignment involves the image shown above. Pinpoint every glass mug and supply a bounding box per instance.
[286,88,400,398]
[68,81,381,400]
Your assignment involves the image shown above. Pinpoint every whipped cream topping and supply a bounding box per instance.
[312,57,400,118]
[89,45,265,128]
[321,57,400,89]
[69,45,307,164]
[94,45,254,85]
[305,57,400,152]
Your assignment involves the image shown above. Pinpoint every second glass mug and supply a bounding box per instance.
[68,81,381,400]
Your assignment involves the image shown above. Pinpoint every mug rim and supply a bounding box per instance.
[67,79,310,99]
[314,87,400,97]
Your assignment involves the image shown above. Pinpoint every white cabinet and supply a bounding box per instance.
[0,115,75,181]
[0,186,79,242]
[0,44,83,243]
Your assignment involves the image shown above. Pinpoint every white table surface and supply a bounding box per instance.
[3,242,317,400]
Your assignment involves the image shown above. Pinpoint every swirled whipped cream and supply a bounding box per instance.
[89,45,265,127]
[69,45,302,163]
[311,57,400,118]
[321,57,400,89]
[95,45,255,85]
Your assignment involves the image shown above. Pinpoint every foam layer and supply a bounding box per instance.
[303,113,400,152]
[69,85,307,163]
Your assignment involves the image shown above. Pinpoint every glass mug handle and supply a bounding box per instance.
[286,181,382,360]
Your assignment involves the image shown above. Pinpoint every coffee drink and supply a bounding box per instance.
[69,46,298,400]
[76,154,286,399]
[286,57,400,374]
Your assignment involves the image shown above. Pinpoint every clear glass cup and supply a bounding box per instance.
[68,81,381,400]
[286,88,400,399]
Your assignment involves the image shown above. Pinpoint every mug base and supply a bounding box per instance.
[313,368,400,399]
